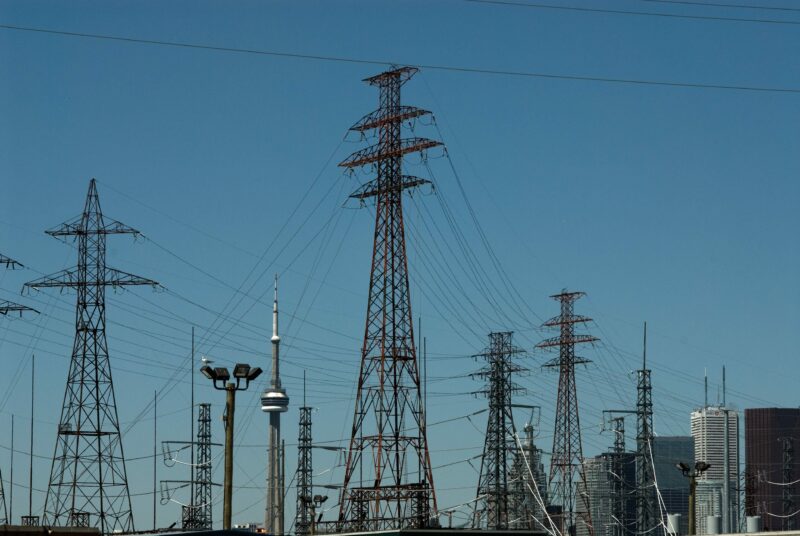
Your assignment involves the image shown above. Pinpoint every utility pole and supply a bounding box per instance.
[262,275,289,535]
[24,179,157,533]
[472,332,526,530]
[637,323,658,535]
[336,66,441,532]
[537,290,597,536]
[201,363,262,530]
[677,462,710,535]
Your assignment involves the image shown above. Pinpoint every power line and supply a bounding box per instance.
[638,0,800,14]
[464,0,800,25]
[0,24,797,94]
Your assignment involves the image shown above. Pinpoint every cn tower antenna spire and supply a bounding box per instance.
[262,274,288,535]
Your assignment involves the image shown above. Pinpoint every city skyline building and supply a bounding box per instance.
[576,453,636,536]
[652,436,694,535]
[691,405,739,534]
[745,408,800,531]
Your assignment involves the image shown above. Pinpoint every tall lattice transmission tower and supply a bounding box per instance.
[537,290,597,536]
[24,179,157,533]
[192,403,215,529]
[472,332,526,530]
[296,402,313,536]
[636,324,657,535]
[336,66,440,532]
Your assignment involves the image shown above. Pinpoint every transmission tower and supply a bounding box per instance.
[296,402,313,536]
[1,254,38,317]
[537,290,597,536]
[161,403,220,530]
[336,66,441,532]
[636,324,657,535]
[192,403,215,529]
[780,437,795,531]
[24,179,157,533]
[472,332,526,529]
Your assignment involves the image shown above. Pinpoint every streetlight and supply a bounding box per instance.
[201,362,262,530]
[676,461,711,535]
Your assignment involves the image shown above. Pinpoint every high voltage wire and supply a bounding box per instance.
[464,0,800,25]
[0,24,798,94]
[638,0,800,13]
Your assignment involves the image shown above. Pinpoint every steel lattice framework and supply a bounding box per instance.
[337,66,440,532]
[296,405,313,536]
[472,332,526,530]
[192,403,215,530]
[636,326,657,535]
[25,179,157,534]
[537,291,597,536]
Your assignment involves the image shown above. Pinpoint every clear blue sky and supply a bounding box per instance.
[1,0,798,530]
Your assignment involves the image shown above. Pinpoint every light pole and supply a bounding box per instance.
[676,461,711,536]
[202,362,262,530]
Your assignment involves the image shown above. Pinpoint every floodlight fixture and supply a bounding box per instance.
[201,366,216,381]
[215,367,231,382]
[695,461,711,473]
[246,366,263,382]
[233,363,251,379]
[677,462,690,473]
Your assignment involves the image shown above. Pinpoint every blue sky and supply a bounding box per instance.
[1,0,798,530]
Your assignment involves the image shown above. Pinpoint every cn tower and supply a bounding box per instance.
[261,275,288,534]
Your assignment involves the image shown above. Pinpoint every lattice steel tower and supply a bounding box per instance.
[25,179,157,533]
[636,324,657,535]
[296,403,313,536]
[192,403,214,530]
[337,66,440,531]
[537,291,597,536]
[472,332,525,529]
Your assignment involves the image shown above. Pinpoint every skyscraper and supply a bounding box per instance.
[691,407,739,534]
[745,408,800,531]
[576,453,636,536]
[652,436,694,535]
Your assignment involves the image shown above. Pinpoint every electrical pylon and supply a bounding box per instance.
[472,332,526,529]
[192,403,215,530]
[296,403,313,536]
[24,179,157,533]
[636,324,657,535]
[537,290,597,536]
[1,254,38,317]
[337,66,441,532]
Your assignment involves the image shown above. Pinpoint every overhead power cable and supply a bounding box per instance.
[638,0,800,13]
[0,24,798,94]
[464,0,800,25]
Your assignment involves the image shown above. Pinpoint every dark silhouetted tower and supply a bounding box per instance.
[25,179,157,533]
[537,290,597,536]
[337,66,441,531]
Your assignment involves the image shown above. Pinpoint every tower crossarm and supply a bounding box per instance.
[0,253,23,269]
[339,138,442,168]
[24,267,158,290]
[0,300,39,316]
[537,334,598,349]
[349,175,431,200]
[46,216,142,239]
[542,314,594,327]
[349,106,433,132]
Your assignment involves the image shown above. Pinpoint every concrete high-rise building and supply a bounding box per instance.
[691,406,739,534]
[744,408,800,531]
[576,453,636,536]
[653,436,694,535]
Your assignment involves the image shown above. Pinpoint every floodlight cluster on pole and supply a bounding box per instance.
[201,362,262,530]
[675,461,711,535]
